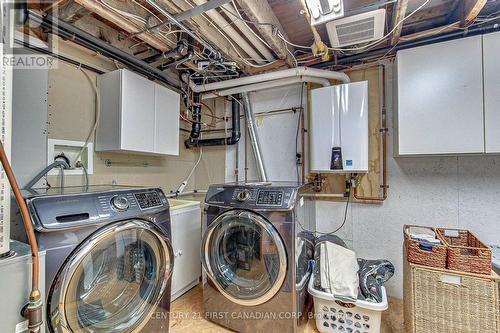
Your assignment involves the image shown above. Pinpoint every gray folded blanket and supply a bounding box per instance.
[312,235,394,303]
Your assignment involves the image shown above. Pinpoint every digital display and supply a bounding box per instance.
[257,190,283,206]
[134,192,162,209]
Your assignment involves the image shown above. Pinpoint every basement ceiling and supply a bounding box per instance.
[25,0,500,75]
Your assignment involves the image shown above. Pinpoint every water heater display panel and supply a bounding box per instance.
[257,190,283,206]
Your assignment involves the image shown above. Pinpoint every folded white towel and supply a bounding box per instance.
[320,242,359,300]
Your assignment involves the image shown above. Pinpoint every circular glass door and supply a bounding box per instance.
[48,220,173,333]
[202,210,287,306]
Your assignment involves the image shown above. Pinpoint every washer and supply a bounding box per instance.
[202,182,316,333]
[11,185,174,333]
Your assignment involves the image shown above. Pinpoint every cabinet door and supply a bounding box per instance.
[154,85,180,155]
[170,208,201,299]
[484,32,500,153]
[120,70,155,152]
[397,36,484,155]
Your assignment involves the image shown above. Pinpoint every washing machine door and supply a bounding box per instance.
[48,219,174,333]
[202,209,287,306]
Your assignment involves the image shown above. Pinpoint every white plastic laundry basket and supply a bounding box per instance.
[308,277,388,333]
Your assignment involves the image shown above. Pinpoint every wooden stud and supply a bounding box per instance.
[236,0,295,67]
[391,0,409,45]
[450,0,488,26]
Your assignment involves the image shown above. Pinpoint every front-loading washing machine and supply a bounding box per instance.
[201,182,316,333]
[11,185,174,333]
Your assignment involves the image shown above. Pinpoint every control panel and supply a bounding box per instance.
[134,191,163,209]
[232,189,257,202]
[257,190,283,206]
[28,187,168,231]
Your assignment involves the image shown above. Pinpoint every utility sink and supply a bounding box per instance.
[167,198,200,210]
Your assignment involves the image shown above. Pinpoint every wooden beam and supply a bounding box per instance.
[464,0,488,24]
[72,0,174,51]
[157,0,249,71]
[390,0,409,45]
[236,0,294,67]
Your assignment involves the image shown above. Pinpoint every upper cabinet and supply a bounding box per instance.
[483,32,500,153]
[396,36,484,156]
[96,69,180,155]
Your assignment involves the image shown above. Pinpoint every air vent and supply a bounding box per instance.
[326,9,386,47]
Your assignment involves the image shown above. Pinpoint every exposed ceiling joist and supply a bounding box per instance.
[157,0,249,70]
[453,0,488,25]
[73,0,175,51]
[175,0,232,22]
[391,0,409,45]
[236,0,294,67]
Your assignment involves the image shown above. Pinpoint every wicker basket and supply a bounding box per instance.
[437,228,492,275]
[404,225,447,269]
[404,261,500,333]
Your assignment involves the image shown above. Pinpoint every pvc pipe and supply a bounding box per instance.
[220,3,274,62]
[202,76,330,99]
[192,0,266,64]
[242,93,267,182]
[190,66,350,93]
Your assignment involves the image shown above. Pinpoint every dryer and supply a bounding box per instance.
[202,182,316,333]
[11,185,174,333]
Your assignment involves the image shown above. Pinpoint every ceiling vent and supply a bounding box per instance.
[326,9,386,47]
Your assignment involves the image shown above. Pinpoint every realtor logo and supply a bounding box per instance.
[1,1,59,69]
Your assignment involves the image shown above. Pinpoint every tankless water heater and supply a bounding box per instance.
[310,81,369,173]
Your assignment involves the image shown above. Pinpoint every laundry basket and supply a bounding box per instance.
[308,277,388,333]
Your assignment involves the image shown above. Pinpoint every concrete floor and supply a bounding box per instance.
[169,284,404,333]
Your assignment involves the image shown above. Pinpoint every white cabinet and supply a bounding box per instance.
[168,199,201,301]
[396,36,484,155]
[483,32,500,153]
[96,69,179,155]
[154,85,180,155]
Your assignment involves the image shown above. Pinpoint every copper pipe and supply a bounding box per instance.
[0,141,39,290]
[353,64,388,202]
[0,141,42,332]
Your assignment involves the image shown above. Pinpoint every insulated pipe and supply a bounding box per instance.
[190,67,350,93]
[241,93,267,182]
[0,141,43,333]
[220,3,274,62]
[191,0,266,64]
[202,76,331,99]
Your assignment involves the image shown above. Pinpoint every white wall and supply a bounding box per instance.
[225,63,500,300]
[225,85,307,183]
[316,63,500,299]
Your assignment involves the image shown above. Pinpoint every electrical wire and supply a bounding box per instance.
[72,68,100,167]
[300,189,351,236]
[296,84,304,183]
[176,148,203,194]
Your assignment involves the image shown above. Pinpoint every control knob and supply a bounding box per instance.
[237,190,250,202]
[111,196,129,211]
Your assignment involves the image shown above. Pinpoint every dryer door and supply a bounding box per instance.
[48,219,174,333]
[201,210,287,306]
